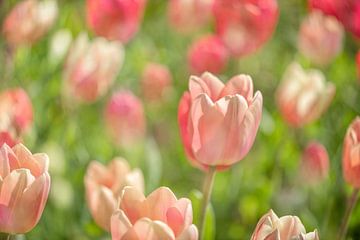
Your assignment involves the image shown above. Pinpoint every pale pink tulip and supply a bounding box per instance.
[111,186,198,240]
[63,33,124,103]
[213,0,279,57]
[251,210,319,240]
[85,158,144,231]
[2,0,57,47]
[276,62,335,127]
[178,72,262,169]
[167,0,214,33]
[105,91,146,147]
[0,143,50,234]
[86,0,147,43]
[298,11,343,66]
[187,35,229,75]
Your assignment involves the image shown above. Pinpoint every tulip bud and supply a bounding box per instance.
[276,62,335,127]
[2,0,58,47]
[111,186,198,240]
[86,0,147,43]
[63,33,124,103]
[105,91,146,148]
[187,35,229,75]
[84,158,144,231]
[0,143,51,234]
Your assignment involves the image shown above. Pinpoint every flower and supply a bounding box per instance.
[49,29,73,65]
[276,62,335,127]
[105,91,146,148]
[2,0,57,47]
[298,11,343,66]
[178,72,262,170]
[0,143,50,234]
[187,35,229,75]
[111,186,198,240]
[63,33,124,103]
[84,158,144,231]
[213,0,279,57]
[251,210,319,240]
[86,0,147,43]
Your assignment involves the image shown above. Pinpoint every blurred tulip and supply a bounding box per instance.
[187,35,229,75]
[141,63,173,103]
[86,0,147,43]
[178,72,262,170]
[85,158,144,231]
[213,0,279,57]
[105,91,146,148]
[49,29,72,65]
[0,143,50,234]
[63,33,124,103]
[298,11,343,66]
[167,0,214,33]
[2,0,58,47]
[111,186,198,240]
[276,62,335,127]
[251,210,319,240]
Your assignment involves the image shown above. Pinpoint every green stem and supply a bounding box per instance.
[0,234,13,240]
[337,188,359,240]
[198,166,216,240]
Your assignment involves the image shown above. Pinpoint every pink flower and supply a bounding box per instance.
[63,33,124,103]
[187,35,229,75]
[178,72,262,170]
[213,0,279,57]
[0,143,50,234]
[2,0,57,47]
[141,63,173,103]
[276,62,335,127]
[86,0,147,43]
[298,11,343,66]
[85,158,144,231]
[111,186,198,240]
[105,91,146,147]
[167,0,214,33]
[251,210,319,240]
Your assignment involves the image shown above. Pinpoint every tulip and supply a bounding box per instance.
[86,0,147,43]
[251,210,319,240]
[63,33,124,103]
[84,158,144,231]
[213,0,279,57]
[105,91,146,148]
[187,35,229,75]
[0,143,50,234]
[141,63,173,103]
[2,0,57,47]
[298,11,343,66]
[167,0,214,33]
[276,62,335,127]
[111,186,198,240]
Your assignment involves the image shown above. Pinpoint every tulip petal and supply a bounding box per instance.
[146,187,177,222]
[111,210,132,240]
[177,224,198,240]
[91,186,117,231]
[0,144,14,179]
[12,144,45,177]
[166,198,192,236]
[121,218,175,240]
[220,74,254,103]
[278,216,305,239]
[119,186,147,224]
[124,169,144,193]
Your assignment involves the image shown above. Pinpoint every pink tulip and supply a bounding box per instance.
[111,186,198,240]
[63,33,124,103]
[251,210,319,240]
[298,11,343,66]
[213,0,279,57]
[187,35,229,75]
[0,143,50,234]
[2,0,57,47]
[105,91,146,147]
[167,0,214,33]
[141,63,173,103]
[276,62,335,127]
[86,0,147,44]
[178,72,262,170]
[85,158,144,231]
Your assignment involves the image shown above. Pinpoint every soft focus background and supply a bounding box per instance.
[0,0,359,239]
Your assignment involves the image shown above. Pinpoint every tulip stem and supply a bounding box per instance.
[0,234,13,240]
[198,166,216,240]
[337,188,359,240]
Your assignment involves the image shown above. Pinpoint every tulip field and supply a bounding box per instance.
[1,0,360,239]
